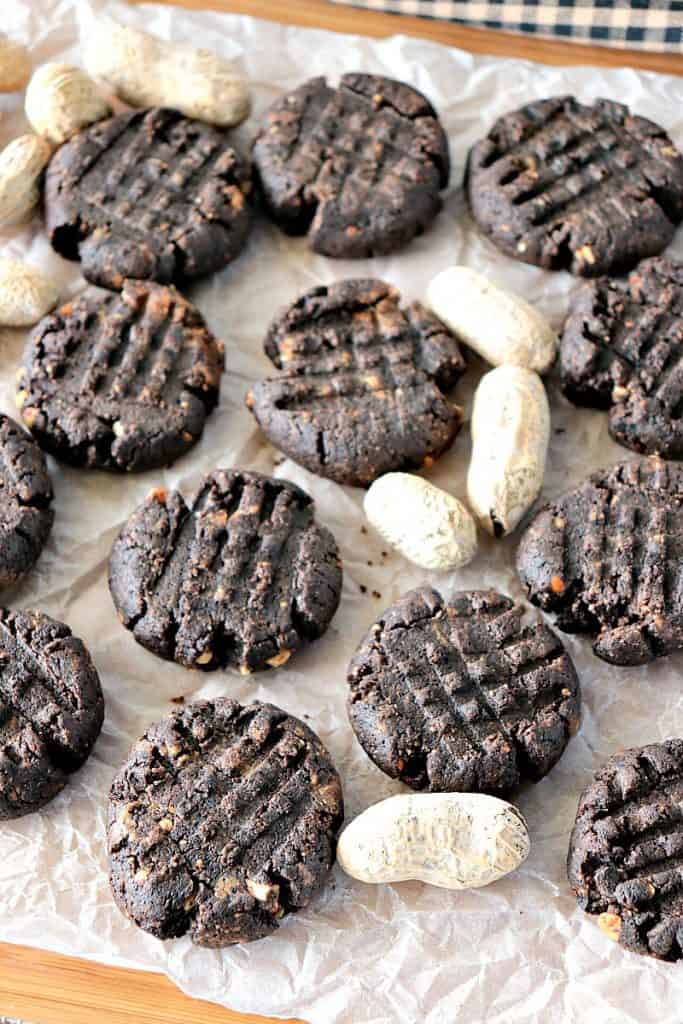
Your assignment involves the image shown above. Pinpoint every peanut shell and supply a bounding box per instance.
[364,472,477,571]
[0,259,59,327]
[467,365,550,537]
[337,792,530,889]
[83,19,250,128]
[25,63,111,145]
[0,134,53,228]
[0,35,30,93]
[427,266,557,374]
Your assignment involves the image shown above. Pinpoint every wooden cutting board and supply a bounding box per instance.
[145,0,682,75]
[1,3,680,1023]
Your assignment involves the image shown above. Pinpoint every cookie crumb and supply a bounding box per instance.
[550,575,566,595]
[598,913,622,942]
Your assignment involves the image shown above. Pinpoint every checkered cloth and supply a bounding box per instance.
[329,0,682,50]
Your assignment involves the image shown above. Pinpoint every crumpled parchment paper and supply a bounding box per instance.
[1,2,683,1022]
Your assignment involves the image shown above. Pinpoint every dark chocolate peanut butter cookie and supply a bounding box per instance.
[561,257,683,458]
[0,414,53,588]
[0,608,104,819]
[467,96,683,277]
[252,74,449,257]
[108,698,343,946]
[18,279,224,473]
[45,107,252,290]
[517,458,683,666]
[568,739,683,961]
[347,587,580,795]
[109,469,342,673]
[246,279,465,487]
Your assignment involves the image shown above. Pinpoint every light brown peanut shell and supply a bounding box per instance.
[25,63,111,145]
[0,35,30,93]
[364,472,478,571]
[467,365,550,537]
[0,134,53,228]
[83,19,250,128]
[0,259,59,327]
[337,792,530,889]
[426,266,557,374]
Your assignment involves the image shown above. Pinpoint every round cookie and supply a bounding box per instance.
[0,608,104,819]
[517,457,683,666]
[467,96,683,277]
[45,107,253,290]
[347,587,580,794]
[561,257,683,458]
[109,469,343,672]
[17,279,224,473]
[568,739,683,961]
[252,74,449,258]
[0,414,53,588]
[107,698,344,946]
[246,279,465,487]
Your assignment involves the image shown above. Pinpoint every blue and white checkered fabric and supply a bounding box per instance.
[329,0,682,51]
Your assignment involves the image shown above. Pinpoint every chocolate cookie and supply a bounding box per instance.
[568,739,683,961]
[517,458,683,666]
[45,107,252,290]
[109,469,342,672]
[0,608,104,819]
[246,279,465,487]
[561,257,683,458]
[252,74,449,258]
[17,279,224,472]
[347,587,580,794]
[0,414,53,588]
[108,698,343,946]
[467,96,683,277]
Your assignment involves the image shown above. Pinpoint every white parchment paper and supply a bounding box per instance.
[1,2,683,1021]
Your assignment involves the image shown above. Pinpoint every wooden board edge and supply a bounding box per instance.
[0,941,305,1024]
[132,0,683,76]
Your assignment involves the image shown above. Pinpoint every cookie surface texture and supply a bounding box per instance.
[252,73,449,257]
[108,698,344,946]
[467,96,683,277]
[109,469,343,672]
[18,279,224,472]
[246,279,465,486]
[0,608,104,819]
[517,458,683,666]
[561,257,683,458]
[0,413,53,587]
[347,587,580,794]
[45,107,252,289]
[568,739,683,961]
